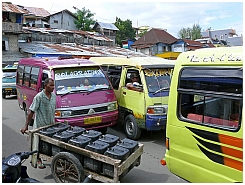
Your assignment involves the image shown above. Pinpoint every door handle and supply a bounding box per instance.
[123,91,126,95]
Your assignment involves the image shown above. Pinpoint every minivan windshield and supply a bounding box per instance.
[54,66,110,95]
[144,68,172,93]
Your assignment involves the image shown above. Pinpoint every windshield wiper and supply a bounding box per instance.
[87,87,108,95]
[60,89,88,97]
[153,87,170,95]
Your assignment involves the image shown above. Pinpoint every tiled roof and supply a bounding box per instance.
[21,6,50,17]
[131,28,178,47]
[2,2,28,14]
[183,39,205,46]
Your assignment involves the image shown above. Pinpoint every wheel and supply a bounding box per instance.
[2,93,6,99]
[124,114,141,140]
[51,152,85,183]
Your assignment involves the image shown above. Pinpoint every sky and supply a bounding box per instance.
[5,0,244,38]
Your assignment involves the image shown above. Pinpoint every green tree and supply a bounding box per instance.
[114,17,136,46]
[138,29,148,37]
[73,7,96,31]
[178,23,202,40]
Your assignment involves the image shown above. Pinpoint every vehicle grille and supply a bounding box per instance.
[72,106,108,116]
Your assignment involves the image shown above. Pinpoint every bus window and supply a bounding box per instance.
[180,93,241,129]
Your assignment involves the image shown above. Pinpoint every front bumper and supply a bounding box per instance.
[145,114,167,131]
[2,87,17,96]
[55,110,118,129]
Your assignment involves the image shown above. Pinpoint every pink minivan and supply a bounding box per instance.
[16,56,118,133]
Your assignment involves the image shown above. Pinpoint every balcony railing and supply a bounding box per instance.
[2,22,23,33]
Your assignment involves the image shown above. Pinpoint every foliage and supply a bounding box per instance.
[73,7,96,31]
[177,23,202,40]
[138,29,148,37]
[114,17,136,46]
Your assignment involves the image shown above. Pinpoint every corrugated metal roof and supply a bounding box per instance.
[2,2,28,14]
[95,22,119,31]
[22,6,50,17]
[18,41,147,58]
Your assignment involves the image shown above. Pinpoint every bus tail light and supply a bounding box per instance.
[166,137,169,150]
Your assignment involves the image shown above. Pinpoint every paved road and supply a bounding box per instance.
[2,95,187,183]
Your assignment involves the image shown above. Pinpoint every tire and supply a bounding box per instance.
[2,93,6,99]
[124,114,142,140]
[51,152,85,183]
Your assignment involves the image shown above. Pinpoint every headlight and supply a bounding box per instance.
[108,102,118,110]
[55,110,72,117]
[147,106,167,115]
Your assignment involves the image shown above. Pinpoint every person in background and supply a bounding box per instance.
[20,78,56,169]
[126,73,143,92]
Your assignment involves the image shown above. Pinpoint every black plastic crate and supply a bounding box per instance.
[66,126,86,136]
[103,145,130,178]
[84,140,109,173]
[116,138,139,154]
[98,134,119,147]
[38,127,57,156]
[51,123,70,132]
[52,131,75,156]
[116,138,139,170]
[82,130,102,142]
[68,135,92,165]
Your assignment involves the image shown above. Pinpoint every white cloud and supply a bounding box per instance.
[7,1,243,37]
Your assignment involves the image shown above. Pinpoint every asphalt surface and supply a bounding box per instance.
[2,95,187,183]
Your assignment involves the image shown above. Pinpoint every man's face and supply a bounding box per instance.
[132,76,139,83]
[46,80,55,92]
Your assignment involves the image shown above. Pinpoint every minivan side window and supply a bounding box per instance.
[23,66,31,87]
[178,68,242,131]
[30,67,40,89]
[17,65,24,85]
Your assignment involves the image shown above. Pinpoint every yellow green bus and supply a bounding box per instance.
[161,46,243,182]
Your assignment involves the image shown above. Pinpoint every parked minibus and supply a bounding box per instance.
[90,56,175,139]
[2,63,18,98]
[16,56,118,133]
[161,46,243,182]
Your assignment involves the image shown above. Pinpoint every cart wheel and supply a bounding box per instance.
[124,114,141,140]
[51,152,85,183]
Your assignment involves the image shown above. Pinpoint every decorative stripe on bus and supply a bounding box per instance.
[187,127,243,171]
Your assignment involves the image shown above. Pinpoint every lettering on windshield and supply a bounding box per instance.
[144,69,172,77]
[55,69,104,80]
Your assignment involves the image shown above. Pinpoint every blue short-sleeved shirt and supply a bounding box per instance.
[29,90,56,129]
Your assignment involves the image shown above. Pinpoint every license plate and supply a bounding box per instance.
[5,88,12,91]
[84,116,102,124]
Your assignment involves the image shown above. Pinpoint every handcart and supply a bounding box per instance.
[26,123,144,183]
